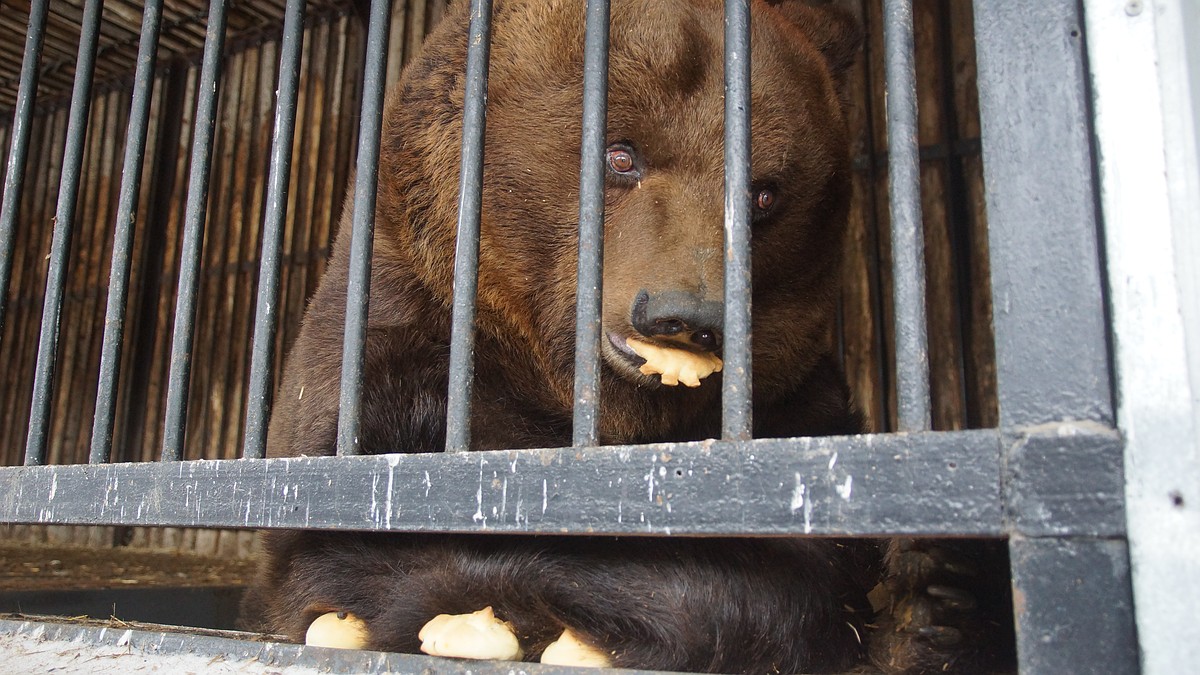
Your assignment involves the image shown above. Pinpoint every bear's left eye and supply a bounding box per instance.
[755,188,776,212]
[608,149,635,173]
[752,184,779,221]
[605,142,642,180]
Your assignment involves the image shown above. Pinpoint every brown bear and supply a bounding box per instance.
[241,0,1004,672]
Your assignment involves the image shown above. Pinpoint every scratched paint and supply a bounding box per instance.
[837,475,853,500]
[790,473,805,512]
[473,457,486,525]
[384,454,400,528]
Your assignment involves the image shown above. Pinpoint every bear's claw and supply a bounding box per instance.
[540,628,612,667]
[419,606,524,661]
[868,540,1012,674]
[305,611,370,649]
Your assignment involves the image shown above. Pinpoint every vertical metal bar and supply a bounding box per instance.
[975,2,1113,429]
[443,0,494,453]
[161,0,228,462]
[336,0,393,456]
[0,0,49,340]
[882,0,931,432]
[22,0,103,467]
[89,0,165,465]
[974,0,1134,671]
[242,0,306,460]
[722,0,753,441]
[571,0,610,448]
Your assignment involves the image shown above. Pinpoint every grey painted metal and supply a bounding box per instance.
[444,0,494,453]
[0,0,49,340]
[0,617,671,675]
[89,0,165,465]
[336,0,393,457]
[161,0,229,462]
[882,0,930,432]
[571,0,610,448]
[0,430,1002,537]
[1003,422,1126,538]
[721,0,753,441]
[1008,537,1139,674]
[243,0,306,461]
[973,0,1113,428]
[1083,0,1200,670]
[974,1,1133,671]
[22,0,104,467]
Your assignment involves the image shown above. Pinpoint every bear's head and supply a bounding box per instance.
[378,0,860,439]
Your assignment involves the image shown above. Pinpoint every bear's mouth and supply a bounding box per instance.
[605,330,647,369]
[602,329,724,388]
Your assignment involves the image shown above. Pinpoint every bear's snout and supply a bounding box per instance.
[630,289,723,352]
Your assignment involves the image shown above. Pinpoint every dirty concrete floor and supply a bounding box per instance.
[0,543,256,591]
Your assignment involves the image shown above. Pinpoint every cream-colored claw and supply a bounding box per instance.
[540,628,612,667]
[419,606,524,661]
[305,611,370,649]
[626,337,723,387]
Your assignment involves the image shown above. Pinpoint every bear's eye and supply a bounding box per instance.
[605,143,640,177]
[755,188,776,212]
[751,183,780,221]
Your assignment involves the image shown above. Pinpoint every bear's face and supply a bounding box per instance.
[384,0,857,413]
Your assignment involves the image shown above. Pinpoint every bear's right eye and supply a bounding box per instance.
[605,143,640,178]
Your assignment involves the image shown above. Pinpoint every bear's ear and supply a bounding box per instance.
[766,1,862,82]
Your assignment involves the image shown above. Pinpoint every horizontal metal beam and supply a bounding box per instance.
[0,431,1003,537]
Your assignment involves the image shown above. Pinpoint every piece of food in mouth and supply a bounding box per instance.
[305,611,370,649]
[418,606,524,661]
[626,337,723,387]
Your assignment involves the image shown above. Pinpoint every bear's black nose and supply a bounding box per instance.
[630,289,723,351]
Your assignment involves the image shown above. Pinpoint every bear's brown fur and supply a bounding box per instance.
[242,1,1006,672]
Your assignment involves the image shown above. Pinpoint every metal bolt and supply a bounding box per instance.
[1126,0,1144,16]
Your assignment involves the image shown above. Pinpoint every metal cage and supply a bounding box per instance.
[0,0,1197,673]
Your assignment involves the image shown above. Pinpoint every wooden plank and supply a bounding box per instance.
[191,47,243,464]
[71,89,126,468]
[211,44,261,465]
[914,0,967,431]
[10,109,68,480]
[0,108,65,543]
[0,111,52,466]
[946,0,997,428]
[836,0,887,432]
[223,41,275,465]
[43,89,103,470]
[143,65,200,552]
[275,20,319,387]
[323,15,362,285]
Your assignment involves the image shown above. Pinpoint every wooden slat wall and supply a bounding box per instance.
[0,0,354,115]
[0,0,996,553]
[836,0,996,432]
